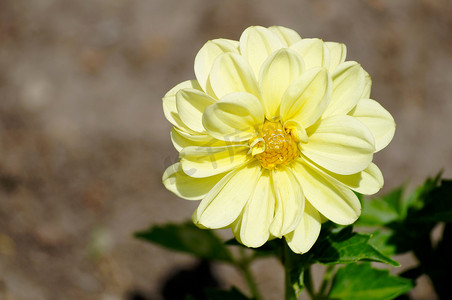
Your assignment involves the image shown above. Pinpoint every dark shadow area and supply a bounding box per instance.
[161,260,219,300]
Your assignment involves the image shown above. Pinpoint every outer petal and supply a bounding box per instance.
[259,48,305,120]
[290,38,330,70]
[270,167,305,238]
[180,144,250,178]
[209,52,259,99]
[162,80,202,132]
[285,201,321,254]
[292,160,361,225]
[322,61,365,118]
[325,41,346,72]
[162,163,227,200]
[303,157,384,195]
[233,170,275,247]
[239,26,284,78]
[194,39,239,92]
[302,115,375,175]
[349,98,396,152]
[361,70,372,99]
[268,26,302,47]
[281,68,332,129]
[202,92,264,142]
[194,162,261,228]
[170,127,224,152]
[176,88,216,133]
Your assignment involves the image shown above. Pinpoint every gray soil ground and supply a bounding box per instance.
[0,0,451,299]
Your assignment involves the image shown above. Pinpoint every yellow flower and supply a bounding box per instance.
[162,26,395,253]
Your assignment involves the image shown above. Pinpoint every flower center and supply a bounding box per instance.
[252,121,299,169]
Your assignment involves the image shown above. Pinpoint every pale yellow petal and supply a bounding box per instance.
[284,119,308,143]
[194,39,239,92]
[280,68,332,128]
[290,38,330,70]
[180,144,249,178]
[194,162,261,228]
[170,127,223,152]
[302,115,375,175]
[209,52,259,99]
[202,92,264,142]
[270,167,304,238]
[234,170,275,247]
[323,61,365,118]
[349,98,396,152]
[268,26,302,47]
[259,48,305,120]
[292,161,361,225]
[286,201,321,254]
[325,41,346,72]
[176,88,216,133]
[162,163,227,200]
[239,26,284,78]
[362,70,372,99]
[162,80,202,132]
[303,157,384,195]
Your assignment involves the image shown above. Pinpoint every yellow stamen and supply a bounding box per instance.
[251,121,299,169]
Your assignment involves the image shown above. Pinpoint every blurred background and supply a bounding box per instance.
[0,0,451,299]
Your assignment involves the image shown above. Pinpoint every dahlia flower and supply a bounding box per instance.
[162,26,395,253]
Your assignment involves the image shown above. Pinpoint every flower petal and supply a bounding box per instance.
[194,39,239,92]
[162,163,227,200]
[170,127,223,152]
[239,26,284,78]
[302,115,375,175]
[162,80,202,132]
[285,201,321,254]
[292,160,361,225]
[180,144,249,178]
[281,68,332,128]
[349,98,396,152]
[270,167,304,238]
[290,38,330,70]
[176,88,216,133]
[259,48,305,120]
[284,119,308,143]
[202,92,264,142]
[268,26,302,47]
[233,170,275,247]
[362,70,372,99]
[209,52,259,99]
[322,61,365,118]
[325,41,346,72]
[194,162,261,228]
[303,157,384,195]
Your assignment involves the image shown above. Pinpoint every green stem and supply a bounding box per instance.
[283,241,298,300]
[237,248,263,300]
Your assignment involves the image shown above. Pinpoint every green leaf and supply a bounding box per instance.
[357,187,404,226]
[329,263,414,300]
[311,226,399,266]
[134,221,233,262]
[367,229,398,257]
[408,180,452,222]
[205,287,253,300]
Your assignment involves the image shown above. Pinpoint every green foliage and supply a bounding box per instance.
[357,175,452,299]
[328,263,414,300]
[134,221,233,262]
[310,226,399,266]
